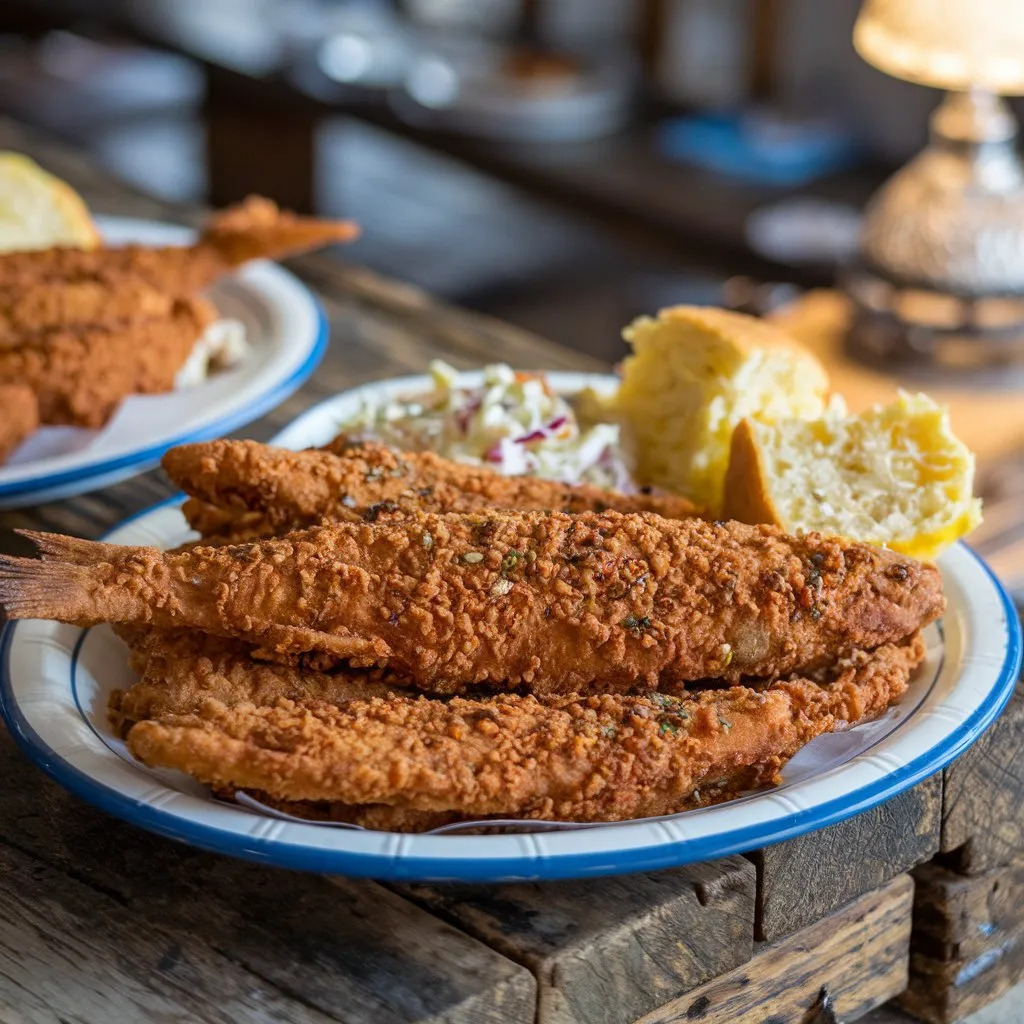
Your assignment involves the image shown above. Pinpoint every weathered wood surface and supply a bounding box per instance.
[898,861,1024,1024]
[0,705,536,1023]
[399,858,756,1024]
[940,681,1024,875]
[752,775,941,942]
[632,874,914,1024]
[0,838,340,1024]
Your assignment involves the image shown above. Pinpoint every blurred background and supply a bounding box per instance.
[0,0,995,362]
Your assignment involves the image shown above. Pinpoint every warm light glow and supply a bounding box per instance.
[854,0,1024,94]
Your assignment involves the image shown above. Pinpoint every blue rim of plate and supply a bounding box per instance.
[0,290,328,500]
[0,499,1020,880]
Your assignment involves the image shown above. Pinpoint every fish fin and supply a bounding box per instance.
[14,529,121,564]
[0,551,93,620]
[201,197,359,266]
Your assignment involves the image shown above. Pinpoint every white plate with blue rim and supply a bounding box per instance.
[0,216,328,509]
[1,372,1020,881]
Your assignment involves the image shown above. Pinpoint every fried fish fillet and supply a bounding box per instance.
[0,514,943,693]
[162,438,701,543]
[126,633,924,823]
[0,273,173,347]
[0,383,38,463]
[0,197,359,298]
[0,297,216,426]
[109,630,407,737]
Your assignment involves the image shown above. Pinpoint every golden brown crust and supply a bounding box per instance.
[1,514,944,693]
[126,634,924,822]
[0,384,38,463]
[162,438,702,542]
[0,273,174,347]
[109,630,410,737]
[215,788,463,832]
[0,298,215,426]
[218,764,782,832]
[721,418,785,528]
[0,197,357,297]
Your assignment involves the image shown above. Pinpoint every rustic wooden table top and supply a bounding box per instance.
[1,118,1021,1024]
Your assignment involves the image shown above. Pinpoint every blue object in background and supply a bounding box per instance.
[658,108,859,187]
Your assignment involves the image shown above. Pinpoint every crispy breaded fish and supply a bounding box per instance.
[0,196,359,298]
[0,383,38,463]
[109,631,407,737]
[162,438,701,543]
[126,634,924,823]
[0,273,173,347]
[0,514,943,693]
[0,297,216,426]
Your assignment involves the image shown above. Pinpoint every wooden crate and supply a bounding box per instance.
[752,777,941,942]
[899,861,1024,1024]
[940,681,1024,875]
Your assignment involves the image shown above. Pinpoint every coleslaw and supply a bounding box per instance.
[341,360,636,490]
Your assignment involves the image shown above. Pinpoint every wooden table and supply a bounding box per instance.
[1,119,1023,1024]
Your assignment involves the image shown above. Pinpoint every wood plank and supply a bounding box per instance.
[857,1003,921,1023]
[399,857,756,1024]
[897,861,1024,1024]
[0,730,535,1024]
[911,860,1024,964]
[941,681,1024,875]
[753,775,941,942]
[0,837,334,1024]
[632,874,913,1024]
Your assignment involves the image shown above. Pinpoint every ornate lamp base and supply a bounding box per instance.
[843,265,1024,388]
[844,91,1024,386]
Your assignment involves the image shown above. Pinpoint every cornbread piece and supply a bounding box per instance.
[723,392,982,561]
[615,305,829,511]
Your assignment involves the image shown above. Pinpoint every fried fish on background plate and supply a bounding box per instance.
[0,196,359,297]
[126,633,925,824]
[0,383,38,464]
[0,197,358,434]
[162,437,702,544]
[0,297,216,428]
[0,513,942,694]
[0,273,174,347]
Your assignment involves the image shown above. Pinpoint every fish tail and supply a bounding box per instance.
[15,529,118,565]
[0,531,141,622]
[0,551,95,621]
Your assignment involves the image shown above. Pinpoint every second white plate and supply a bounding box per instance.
[0,216,328,508]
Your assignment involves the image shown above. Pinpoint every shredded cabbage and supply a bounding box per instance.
[341,360,635,490]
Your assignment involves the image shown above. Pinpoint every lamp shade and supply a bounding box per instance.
[854,0,1024,94]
